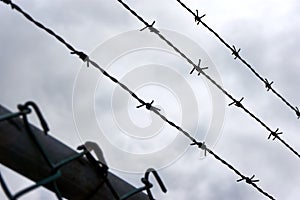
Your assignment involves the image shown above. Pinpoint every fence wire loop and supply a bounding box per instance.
[77,144,121,200]
[120,168,167,200]
[268,128,283,141]
[77,144,109,177]
[237,175,259,184]
[194,10,205,25]
[143,168,167,199]
[18,101,50,135]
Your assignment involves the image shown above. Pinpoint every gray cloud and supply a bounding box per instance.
[1,0,300,200]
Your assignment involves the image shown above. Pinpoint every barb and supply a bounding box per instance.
[237,175,259,183]
[191,139,275,200]
[268,128,283,141]
[140,20,158,33]
[228,97,244,108]
[194,10,206,25]
[264,79,274,92]
[136,100,161,111]
[232,45,241,60]
[189,59,208,76]
[175,0,300,119]
[190,140,207,156]
[0,1,278,199]
[114,0,300,160]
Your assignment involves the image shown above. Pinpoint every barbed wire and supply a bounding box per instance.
[175,0,300,119]
[0,0,276,199]
[115,0,300,160]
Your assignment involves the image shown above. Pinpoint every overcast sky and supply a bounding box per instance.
[1,0,300,199]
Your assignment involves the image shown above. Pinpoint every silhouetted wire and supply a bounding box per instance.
[115,0,300,161]
[0,0,276,199]
[207,150,274,200]
[175,0,300,119]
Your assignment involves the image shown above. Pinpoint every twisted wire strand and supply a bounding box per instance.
[0,0,276,199]
[207,149,275,200]
[115,0,300,160]
[175,0,300,119]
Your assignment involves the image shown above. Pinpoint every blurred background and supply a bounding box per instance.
[0,0,300,199]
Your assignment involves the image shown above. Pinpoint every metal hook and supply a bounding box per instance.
[18,101,49,134]
[77,144,108,177]
[121,168,167,200]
